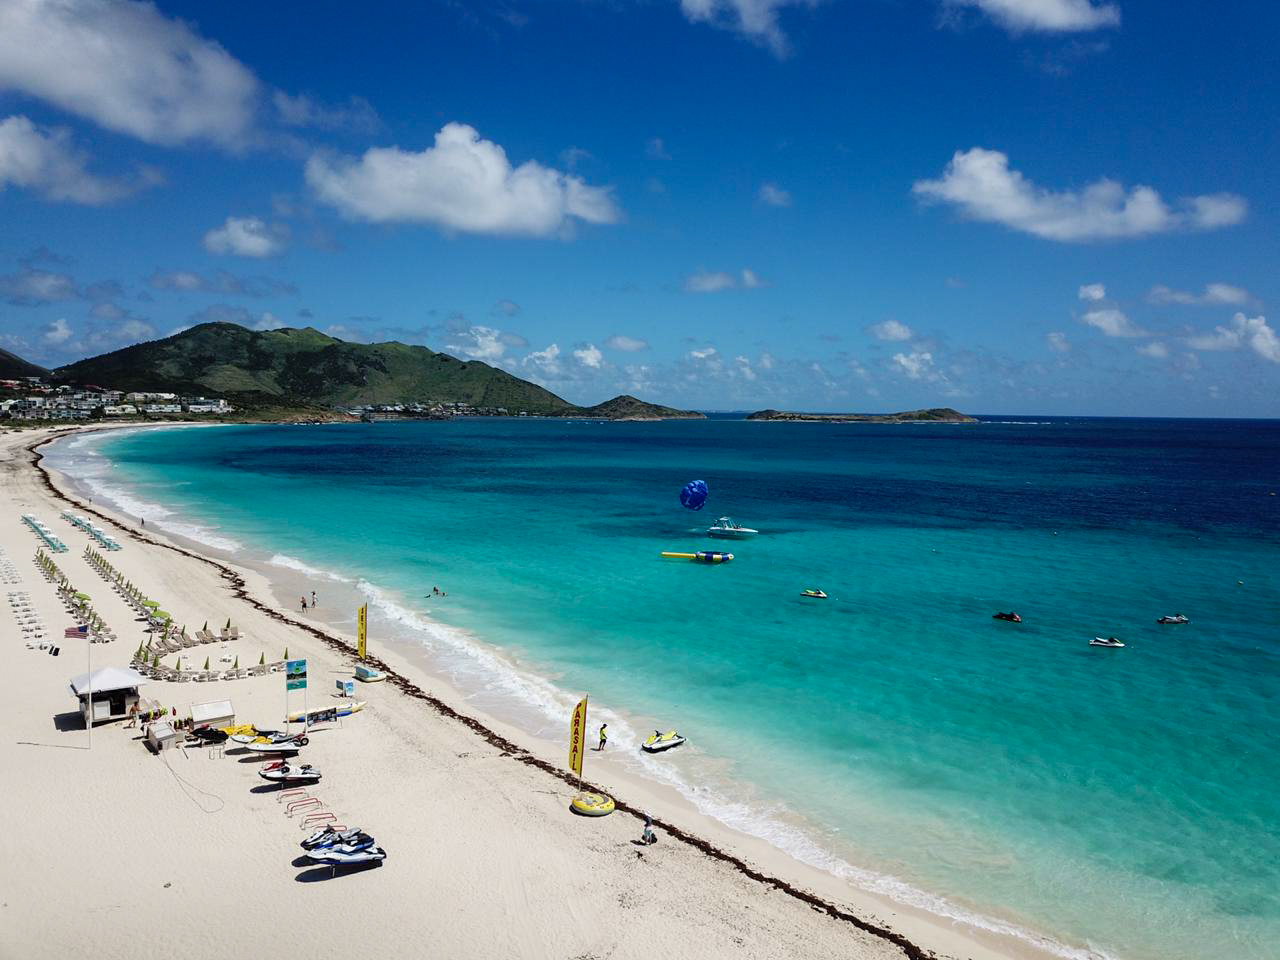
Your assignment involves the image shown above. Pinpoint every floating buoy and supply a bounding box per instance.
[570,791,615,816]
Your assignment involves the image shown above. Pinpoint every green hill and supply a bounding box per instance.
[553,394,705,420]
[53,323,574,413]
[0,347,48,380]
[747,407,976,423]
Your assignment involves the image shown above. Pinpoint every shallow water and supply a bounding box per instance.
[50,417,1280,960]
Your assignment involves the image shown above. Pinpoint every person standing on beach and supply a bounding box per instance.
[641,816,657,845]
[597,723,608,751]
[300,596,308,611]
[311,590,317,609]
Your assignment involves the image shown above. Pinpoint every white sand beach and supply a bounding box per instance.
[0,424,1058,960]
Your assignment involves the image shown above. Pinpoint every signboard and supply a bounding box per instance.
[285,658,308,691]
[357,604,367,659]
[568,695,587,778]
[336,678,355,698]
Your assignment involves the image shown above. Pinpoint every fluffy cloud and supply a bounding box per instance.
[605,334,649,352]
[0,267,78,305]
[573,344,604,368]
[1136,341,1169,358]
[446,325,508,361]
[1046,331,1071,352]
[759,182,792,206]
[203,216,290,258]
[678,0,818,57]
[1078,283,1106,301]
[0,115,152,204]
[0,0,259,148]
[1148,283,1250,306]
[891,350,939,381]
[946,0,1120,33]
[522,343,563,377]
[272,91,379,134]
[1081,308,1144,337]
[43,317,72,344]
[913,148,1247,242]
[306,123,621,236]
[869,319,913,341]
[149,269,297,298]
[1186,313,1280,362]
[683,267,764,293]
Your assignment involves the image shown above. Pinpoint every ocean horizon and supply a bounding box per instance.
[47,416,1280,960]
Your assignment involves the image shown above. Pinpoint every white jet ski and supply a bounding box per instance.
[1156,614,1190,625]
[229,729,288,745]
[258,763,321,785]
[642,730,686,753]
[1090,636,1125,648]
[301,826,365,850]
[306,845,387,867]
[244,736,308,754]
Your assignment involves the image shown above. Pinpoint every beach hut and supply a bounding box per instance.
[69,667,147,726]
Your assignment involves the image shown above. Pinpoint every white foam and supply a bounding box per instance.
[268,554,353,582]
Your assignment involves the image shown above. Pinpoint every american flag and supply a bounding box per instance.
[64,624,89,638]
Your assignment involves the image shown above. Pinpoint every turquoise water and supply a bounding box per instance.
[53,418,1280,959]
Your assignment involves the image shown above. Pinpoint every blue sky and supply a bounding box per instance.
[1,0,1277,415]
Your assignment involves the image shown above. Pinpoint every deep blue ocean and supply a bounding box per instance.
[53,416,1280,960]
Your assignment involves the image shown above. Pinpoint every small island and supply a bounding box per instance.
[557,395,706,421]
[746,407,977,423]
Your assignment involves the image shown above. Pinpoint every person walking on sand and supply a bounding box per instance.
[311,590,317,609]
[300,596,308,612]
[597,723,608,751]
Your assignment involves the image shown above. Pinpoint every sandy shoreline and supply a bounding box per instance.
[2,423,1083,960]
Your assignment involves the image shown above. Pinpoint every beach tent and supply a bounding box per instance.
[69,667,147,726]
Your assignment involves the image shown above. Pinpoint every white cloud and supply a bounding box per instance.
[306,123,621,236]
[254,311,283,331]
[759,182,792,206]
[1186,313,1280,363]
[891,350,939,381]
[947,0,1120,33]
[734,355,757,380]
[913,148,1247,242]
[689,346,718,360]
[869,319,913,341]
[0,0,259,148]
[685,270,737,293]
[203,216,289,258]
[446,325,509,361]
[605,334,649,352]
[1078,282,1106,301]
[523,343,563,377]
[1136,341,1169,358]
[1046,331,1070,352]
[0,114,149,204]
[43,317,72,344]
[1081,308,1144,337]
[758,351,775,370]
[1148,283,1250,306]
[493,299,521,316]
[148,269,295,298]
[683,267,763,292]
[0,267,77,305]
[573,344,604,368]
[678,0,817,57]
[272,91,378,134]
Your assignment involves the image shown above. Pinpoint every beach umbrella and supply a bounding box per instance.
[152,653,159,667]
[155,610,172,621]
[258,652,266,666]
[142,600,160,609]
[203,656,210,670]
[233,656,239,669]
[225,618,231,630]
[283,647,289,660]
[175,656,181,671]
[74,591,90,599]
[202,620,208,632]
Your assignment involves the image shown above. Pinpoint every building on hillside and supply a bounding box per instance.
[103,404,138,416]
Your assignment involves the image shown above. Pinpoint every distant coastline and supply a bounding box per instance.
[746,407,977,423]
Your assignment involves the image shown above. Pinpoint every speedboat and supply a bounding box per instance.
[1090,636,1125,648]
[642,730,686,753]
[992,612,1022,623]
[801,589,827,599]
[1156,614,1190,625]
[707,517,759,539]
[258,762,321,785]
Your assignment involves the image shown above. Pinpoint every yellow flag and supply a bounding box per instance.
[569,696,588,778]
[357,604,367,659]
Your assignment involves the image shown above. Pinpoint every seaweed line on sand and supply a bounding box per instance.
[28,429,934,960]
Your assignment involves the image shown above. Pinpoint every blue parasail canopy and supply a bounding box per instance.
[680,479,709,511]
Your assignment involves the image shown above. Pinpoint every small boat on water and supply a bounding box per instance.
[642,730,686,753]
[1090,636,1125,648]
[801,589,827,599]
[707,517,759,539]
[993,612,1022,623]
[1156,614,1190,625]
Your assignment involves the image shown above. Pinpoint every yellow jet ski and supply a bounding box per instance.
[642,729,686,753]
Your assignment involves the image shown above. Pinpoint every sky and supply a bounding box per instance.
[0,0,1277,416]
